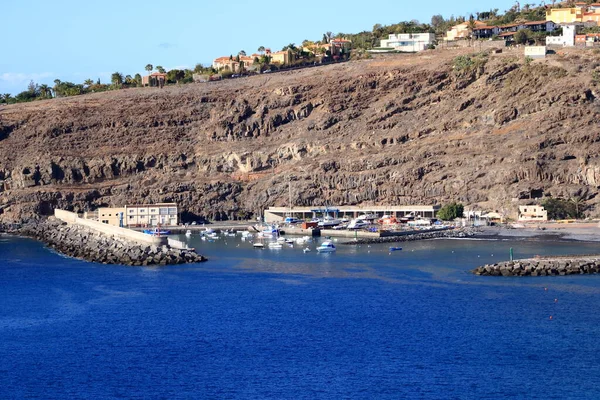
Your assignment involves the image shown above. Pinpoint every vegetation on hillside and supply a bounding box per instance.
[0,1,589,106]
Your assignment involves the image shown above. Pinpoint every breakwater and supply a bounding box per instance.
[472,255,600,277]
[340,228,476,245]
[19,219,206,266]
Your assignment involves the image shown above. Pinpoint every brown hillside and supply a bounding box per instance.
[1,47,599,222]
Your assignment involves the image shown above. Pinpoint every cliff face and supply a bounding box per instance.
[1,48,599,222]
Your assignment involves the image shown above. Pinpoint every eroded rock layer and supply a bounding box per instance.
[1,49,599,222]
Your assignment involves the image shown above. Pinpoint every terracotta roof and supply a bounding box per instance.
[522,20,550,25]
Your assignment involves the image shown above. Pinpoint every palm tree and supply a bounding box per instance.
[467,19,477,45]
[155,66,166,73]
[39,84,51,98]
[111,72,124,88]
[145,64,153,74]
[125,75,133,85]
[258,46,265,54]
[83,79,94,87]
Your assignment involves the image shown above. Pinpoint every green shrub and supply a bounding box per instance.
[542,198,584,220]
[437,202,465,221]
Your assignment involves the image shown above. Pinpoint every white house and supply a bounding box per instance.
[546,24,577,46]
[518,205,548,222]
[380,33,436,52]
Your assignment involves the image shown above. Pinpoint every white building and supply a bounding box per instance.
[380,33,436,52]
[546,24,577,46]
[524,46,547,59]
[125,203,178,227]
[518,205,548,222]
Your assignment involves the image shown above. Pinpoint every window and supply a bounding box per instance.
[129,209,134,213]
[140,216,145,219]
[129,216,134,219]
[150,209,156,213]
[140,209,145,213]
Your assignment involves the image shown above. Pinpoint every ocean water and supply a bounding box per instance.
[2,233,600,399]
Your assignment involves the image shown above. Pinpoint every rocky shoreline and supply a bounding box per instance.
[340,228,477,245]
[472,256,600,277]
[16,219,206,266]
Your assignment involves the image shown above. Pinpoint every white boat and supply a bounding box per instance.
[268,242,283,249]
[285,238,294,244]
[316,240,336,253]
[253,242,265,249]
[318,216,342,228]
[303,248,311,253]
[277,237,286,243]
[347,218,369,230]
[185,230,192,237]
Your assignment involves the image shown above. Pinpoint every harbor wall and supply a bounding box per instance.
[472,256,600,277]
[55,209,166,246]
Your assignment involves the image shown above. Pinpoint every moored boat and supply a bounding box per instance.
[316,240,336,253]
[143,228,171,236]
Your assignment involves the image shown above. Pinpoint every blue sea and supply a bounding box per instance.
[2,233,600,399]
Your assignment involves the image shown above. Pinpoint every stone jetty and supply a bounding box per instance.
[340,228,476,245]
[18,219,206,266]
[472,255,600,277]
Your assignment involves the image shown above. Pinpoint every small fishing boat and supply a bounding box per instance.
[185,230,192,237]
[268,242,283,249]
[253,242,264,249]
[143,228,171,236]
[316,240,336,253]
[389,247,403,252]
[303,248,311,253]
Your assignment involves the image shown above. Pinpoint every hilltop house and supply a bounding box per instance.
[142,72,167,87]
[380,33,435,51]
[212,55,255,72]
[270,50,293,65]
[546,24,577,46]
[546,3,600,24]
[473,20,556,40]
[444,20,487,41]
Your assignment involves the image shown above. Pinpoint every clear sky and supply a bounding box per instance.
[1,0,516,95]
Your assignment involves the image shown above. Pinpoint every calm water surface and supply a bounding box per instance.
[2,233,600,399]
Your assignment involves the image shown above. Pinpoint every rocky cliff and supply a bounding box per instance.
[1,48,599,223]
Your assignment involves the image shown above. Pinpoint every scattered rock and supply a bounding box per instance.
[472,255,600,277]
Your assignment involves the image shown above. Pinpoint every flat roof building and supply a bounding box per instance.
[265,205,440,223]
[93,203,178,227]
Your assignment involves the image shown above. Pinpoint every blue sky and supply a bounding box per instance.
[1,0,515,95]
